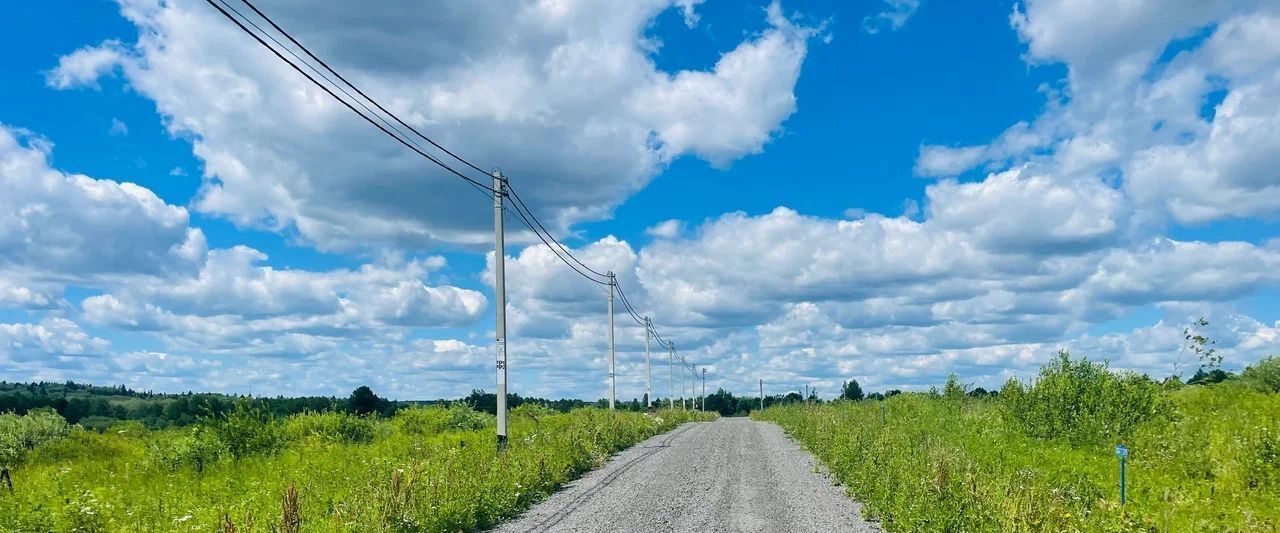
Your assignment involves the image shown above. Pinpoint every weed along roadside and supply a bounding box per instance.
[0,404,714,531]
[754,353,1280,532]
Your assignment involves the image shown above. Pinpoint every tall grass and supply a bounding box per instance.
[0,405,713,532]
[756,356,1280,532]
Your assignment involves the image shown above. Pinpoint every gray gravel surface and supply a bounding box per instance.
[491,417,879,533]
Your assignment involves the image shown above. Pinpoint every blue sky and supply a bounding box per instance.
[3,0,1280,400]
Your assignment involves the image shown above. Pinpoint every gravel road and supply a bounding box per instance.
[492,417,879,533]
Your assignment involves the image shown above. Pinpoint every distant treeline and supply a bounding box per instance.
[0,381,697,431]
[697,364,1240,417]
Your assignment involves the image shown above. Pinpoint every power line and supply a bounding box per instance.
[205,0,496,194]
[651,327,673,350]
[614,280,648,326]
[504,197,614,285]
[233,0,493,180]
[221,4,633,285]
[216,0,425,174]
[505,181,610,280]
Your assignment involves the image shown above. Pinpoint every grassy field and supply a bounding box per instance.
[756,356,1280,532]
[0,404,713,532]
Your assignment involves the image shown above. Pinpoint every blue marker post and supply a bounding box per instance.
[1115,443,1129,505]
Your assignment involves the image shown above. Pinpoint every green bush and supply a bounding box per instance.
[1001,351,1167,445]
[511,403,557,420]
[77,415,119,432]
[28,427,136,465]
[942,373,968,400]
[107,419,150,436]
[394,404,492,436]
[206,401,284,458]
[0,408,70,468]
[1242,355,1280,392]
[283,410,378,444]
[148,426,229,472]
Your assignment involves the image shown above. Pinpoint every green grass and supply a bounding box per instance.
[755,383,1280,532]
[0,405,714,532]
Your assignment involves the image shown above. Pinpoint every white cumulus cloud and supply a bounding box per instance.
[53,0,823,252]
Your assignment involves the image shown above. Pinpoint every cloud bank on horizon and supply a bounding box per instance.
[3,0,1280,400]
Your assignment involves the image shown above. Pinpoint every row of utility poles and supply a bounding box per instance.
[604,273,706,413]
[492,172,707,448]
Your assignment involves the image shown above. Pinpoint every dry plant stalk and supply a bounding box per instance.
[281,484,300,533]
[220,513,237,533]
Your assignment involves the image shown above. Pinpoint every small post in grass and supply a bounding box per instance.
[1115,443,1129,506]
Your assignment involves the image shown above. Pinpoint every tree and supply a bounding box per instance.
[841,379,864,401]
[968,387,996,398]
[1173,317,1220,380]
[1242,356,1280,392]
[1186,367,1231,386]
[943,374,968,400]
[347,386,385,416]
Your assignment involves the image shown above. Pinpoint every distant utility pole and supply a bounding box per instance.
[668,343,675,409]
[759,379,764,410]
[644,317,652,409]
[607,272,616,410]
[691,365,698,410]
[701,368,706,412]
[493,170,508,450]
[680,360,687,410]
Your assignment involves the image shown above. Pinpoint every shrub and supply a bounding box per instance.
[148,426,229,472]
[206,401,284,458]
[27,427,134,465]
[1242,356,1280,392]
[283,411,378,444]
[107,419,150,436]
[77,415,119,433]
[1001,351,1168,446]
[394,404,492,436]
[0,408,70,468]
[942,374,968,400]
[511,403,557,421]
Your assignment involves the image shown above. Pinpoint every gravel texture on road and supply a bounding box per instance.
[492,417,879,533]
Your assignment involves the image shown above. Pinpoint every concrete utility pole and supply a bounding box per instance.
[701,368,706,411]
[668,343,675,409]
[607,272,616,410]
[691,365,698,410]
[760,379,764,410]
[680,360,686,410]
[644,317,652,409]
[493,170,508,449]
